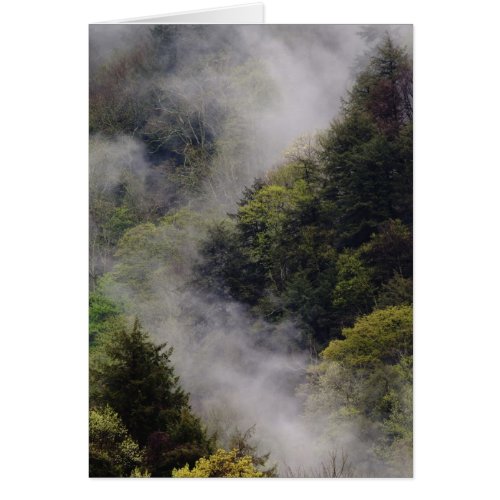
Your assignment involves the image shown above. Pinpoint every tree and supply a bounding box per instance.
[236,183,303,293]
[300,306,413,476]
[172,449,263,478]
[359,219,412,286]
[376,272,412,309]
[89,318,211,476]
[332,250,375,328]
[109,208,206,297]
[322,305,413,368]
[89,406,143,477]
[320,37,412,248]
[89,42,157,136]
[89,290,124,345]
[350,35,412,136]
[90,318,188,444]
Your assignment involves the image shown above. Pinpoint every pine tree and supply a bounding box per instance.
[320,36,412,248]
[90,318,211,476]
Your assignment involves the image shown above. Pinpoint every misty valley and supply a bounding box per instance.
[89,25,413,478]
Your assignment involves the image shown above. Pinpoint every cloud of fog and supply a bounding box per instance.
[89,24,152,70]
[90,24,411,209]
[102,235,329,471]
[90,24,412,476]
[89,135,149,190]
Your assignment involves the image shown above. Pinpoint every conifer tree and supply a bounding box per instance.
[90,318,211,476]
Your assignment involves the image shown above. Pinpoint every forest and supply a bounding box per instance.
[89,24,413,478]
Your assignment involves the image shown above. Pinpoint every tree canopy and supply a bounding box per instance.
[89,28,413,477]
[172,449,264,478]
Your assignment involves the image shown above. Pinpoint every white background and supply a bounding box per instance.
[1,1,499,498]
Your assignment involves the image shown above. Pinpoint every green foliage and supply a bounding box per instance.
[89,406,143,477]
[90,319,188,444]
[172,449,263,478]
[319,37,412,248]
[89,291,124,345]
[376,273,413,308]
[236,182,312,293]
[320,117,411,247]
[281,261,337,344]
[89,318,211,476]
[374,355,413,476]
[88,135,158,285]
[332,250,374,327]
[301,306,413,476]
[109,208,207,297]
[359,219,412,286]
[228,172,341,342]
[103,207,138,245]
[196,220,261,304]
[130,467,152,478]
[89,33,413,476]
[322,305,412,368]
[196,38,412,347]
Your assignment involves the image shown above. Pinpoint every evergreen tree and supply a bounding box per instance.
[90,318,211,476]
[320,36,412,248]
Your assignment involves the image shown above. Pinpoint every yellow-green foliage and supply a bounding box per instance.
[109,208,208,294]
[301,306,413,475]
[172,449,264,478]
[236,182,313,273]
[130,467,151,477]
[266,162,306,188]
[322,305,413,368]
[89,406,143,477]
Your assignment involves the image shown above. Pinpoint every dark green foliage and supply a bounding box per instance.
[320,116,412,248]
[89,318,211,476]
[196,37,412,347]
[198,178,411,346]
[196,220,259,302]
[144,408,213,476]
[282,263,337,344]
[90,318,188,444]
[321,124,398,247]
[359,219,412,286]
[376,273,413,308]
[320,37,412,248]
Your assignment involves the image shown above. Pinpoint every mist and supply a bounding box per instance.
[90,24,411,207]
[90,24,412,476]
